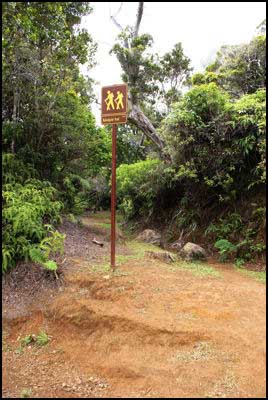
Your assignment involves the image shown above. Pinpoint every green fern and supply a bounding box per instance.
[2,247,15,272]
[36,330,51,346]
[43,260,58,271]
[29,247,58,275]
[29,247,47,264]
[214,239,237,262]
[20,334,34,347]
[2,179,64,273]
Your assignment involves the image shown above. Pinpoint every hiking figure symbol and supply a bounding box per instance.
[115,91,124,110]
[104,90,124,111]
[105,90,115,111]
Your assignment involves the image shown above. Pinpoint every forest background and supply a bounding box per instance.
[2,2,266,274]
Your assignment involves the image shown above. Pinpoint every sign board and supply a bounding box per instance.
[101,84,128,125]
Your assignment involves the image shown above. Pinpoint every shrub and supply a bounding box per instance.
[206,206,266,263]
[2,179,63,272]
[117,158,179,219]
[214,239,237,262]
[29,228,65,276]
[2,152,38,185]
[205,213,243,238]
[60,172,110,215]
[19,330,51,348]
[117,159,161,219]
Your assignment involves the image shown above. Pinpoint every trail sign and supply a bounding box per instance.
[101,84,128,271]
[101,84,128,125]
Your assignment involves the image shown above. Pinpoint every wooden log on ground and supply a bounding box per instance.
[92,238,104,247]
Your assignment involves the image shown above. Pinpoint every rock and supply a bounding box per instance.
[145,251,176,263]
[136,229,161,246]
[180,242,207,261]
[170,231,184,251]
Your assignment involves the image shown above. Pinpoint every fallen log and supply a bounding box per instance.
[92,238,104,247]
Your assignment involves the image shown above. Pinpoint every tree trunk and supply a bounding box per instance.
[110,2,168,156]
[11,86,19,154]
[128,104,165,150]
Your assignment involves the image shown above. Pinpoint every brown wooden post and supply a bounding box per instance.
[101,83,128,272]
[111,123,117,270]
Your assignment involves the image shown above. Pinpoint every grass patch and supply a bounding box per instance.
[174,260,221,278]
[93,222,111,229]
[90,211,111,219]
[21,334,34,347]
[176,312,197,320]
[126,240,166,258]
[90,263,111,273]
[113,270,133,277]
[206,371,237,398]
[99,241,165,268]
[36,331,51,346]
[115,254,137,263]
[21,389,32,398]
[93,254,136,272]
[91,221,124,231]
[235,267,266,283]
[90,211,124,223]
[2,331,11,352]
[173,342,214,362]
[16,331,51,353]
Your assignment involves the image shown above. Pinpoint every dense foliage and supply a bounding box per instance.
[2,2,109,272]
[2,179,64,272]
[116,21,266,265]
[2,3,266,273]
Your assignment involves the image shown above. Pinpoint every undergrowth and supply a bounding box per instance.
[235,267,266,283]
[2,179,64,273]
[173,261,221,278]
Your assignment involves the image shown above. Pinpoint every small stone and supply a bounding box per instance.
[62,383,67,387]
[103,275,110,280]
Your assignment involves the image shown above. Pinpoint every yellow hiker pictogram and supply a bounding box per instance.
[101,84,128,125]
[105,90,115,111]
[115,91,124,110]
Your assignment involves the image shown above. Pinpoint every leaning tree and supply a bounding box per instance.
[110,2,192,154]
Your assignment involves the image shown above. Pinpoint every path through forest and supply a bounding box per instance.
[2,212,266,398]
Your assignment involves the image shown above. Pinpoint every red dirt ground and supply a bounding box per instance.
[2,213,266,398]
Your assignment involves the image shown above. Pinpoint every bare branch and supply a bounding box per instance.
[110,15,124,31]
[114,2,123,18]
[110,6,129,49]
[134,2,144,38]
[110,2,124,31]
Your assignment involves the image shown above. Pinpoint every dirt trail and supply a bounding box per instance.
[2,213,266,398]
